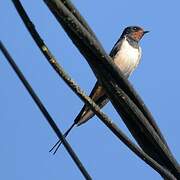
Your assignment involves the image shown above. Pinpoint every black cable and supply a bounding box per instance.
[59,0,97,40]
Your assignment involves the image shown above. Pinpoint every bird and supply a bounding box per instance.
[50,26,149,154]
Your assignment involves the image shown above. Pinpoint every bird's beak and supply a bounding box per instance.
[143,30,150,34]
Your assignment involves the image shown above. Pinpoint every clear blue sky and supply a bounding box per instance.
[1,1,180,179]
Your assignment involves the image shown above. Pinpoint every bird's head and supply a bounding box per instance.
[122,26,149,42]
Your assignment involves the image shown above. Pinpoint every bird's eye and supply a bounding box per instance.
[133,27,138,31]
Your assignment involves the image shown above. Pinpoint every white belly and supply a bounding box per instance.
[114,39,141,77]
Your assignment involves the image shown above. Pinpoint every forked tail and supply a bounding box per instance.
[49,122,76,154]
[49,83,109,154]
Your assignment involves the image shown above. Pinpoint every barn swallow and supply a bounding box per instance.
[50,26,149,154]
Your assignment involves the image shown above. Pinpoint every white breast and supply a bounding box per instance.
[114,38,141,77]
